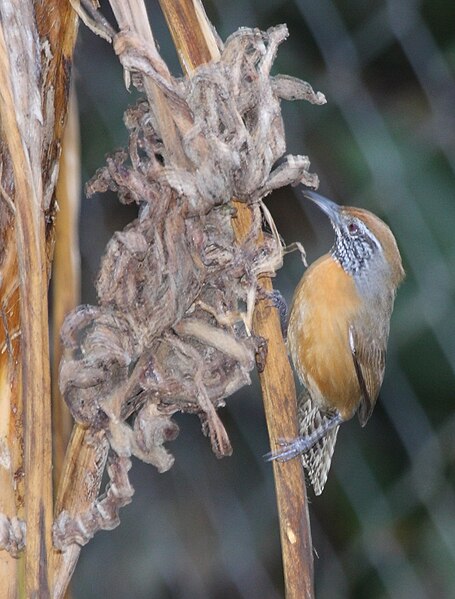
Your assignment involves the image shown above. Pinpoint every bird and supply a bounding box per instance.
[266,190,405,495]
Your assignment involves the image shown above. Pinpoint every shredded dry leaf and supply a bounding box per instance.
[54,24,325,548]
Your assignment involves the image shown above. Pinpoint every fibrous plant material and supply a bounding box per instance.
[0,514,25,556]
[54,23,325,549]
[0,1,78,594]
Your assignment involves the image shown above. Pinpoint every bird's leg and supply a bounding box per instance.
[264,411,343,462]
[259,288,288,338]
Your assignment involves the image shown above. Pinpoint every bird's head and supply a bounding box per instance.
[303,190,405,288]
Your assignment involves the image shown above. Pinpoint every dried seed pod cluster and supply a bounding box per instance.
[55,25,324,546]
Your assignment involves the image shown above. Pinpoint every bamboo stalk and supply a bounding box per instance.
[158,1,314,597]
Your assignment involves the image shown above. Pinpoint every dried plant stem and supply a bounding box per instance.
[160,0,220,68]
[0,185,23,596]
[52,83,81,489]
[54,2,316,597]
[51,86,81,599]
[233,212,315,599]
[0,2,78,596]
[53,2,198,594]
[158,1,314,597]
[0,21,53,596]
[54,426,108,599]
[110,1,190,167]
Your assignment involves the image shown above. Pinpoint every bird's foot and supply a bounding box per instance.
[263,436,313,462]
[264,412,343,463]
[260,288,288,338]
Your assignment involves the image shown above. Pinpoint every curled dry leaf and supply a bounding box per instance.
[0,514,26,557]
[54,24,324,548]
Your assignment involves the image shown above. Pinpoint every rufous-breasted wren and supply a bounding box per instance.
[266,190,405,495]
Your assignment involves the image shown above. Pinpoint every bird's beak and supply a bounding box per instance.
[302,190,343,227]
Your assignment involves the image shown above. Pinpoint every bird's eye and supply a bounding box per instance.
[348,222,358,235]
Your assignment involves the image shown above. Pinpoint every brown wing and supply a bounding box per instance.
[349,325,387,427]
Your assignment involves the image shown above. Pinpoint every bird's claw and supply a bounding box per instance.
[265,289,288,338]
[263,438,302,462]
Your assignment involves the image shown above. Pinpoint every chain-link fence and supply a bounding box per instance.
[72,1,455,597]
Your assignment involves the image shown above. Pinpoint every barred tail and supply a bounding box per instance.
[298,390,340,495]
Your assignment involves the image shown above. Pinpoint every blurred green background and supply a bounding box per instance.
[69,1,455,597]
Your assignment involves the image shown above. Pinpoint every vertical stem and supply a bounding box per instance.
[160,0,220,68]
[157,1,314,597]
[52,83,81,490]
[54,426,109,599]
[0,22,53,596]
[0,1,78,596]
[111,1,191,168]
[21,220,53,596]
[0,229,23,599]
[232,210,315,599]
